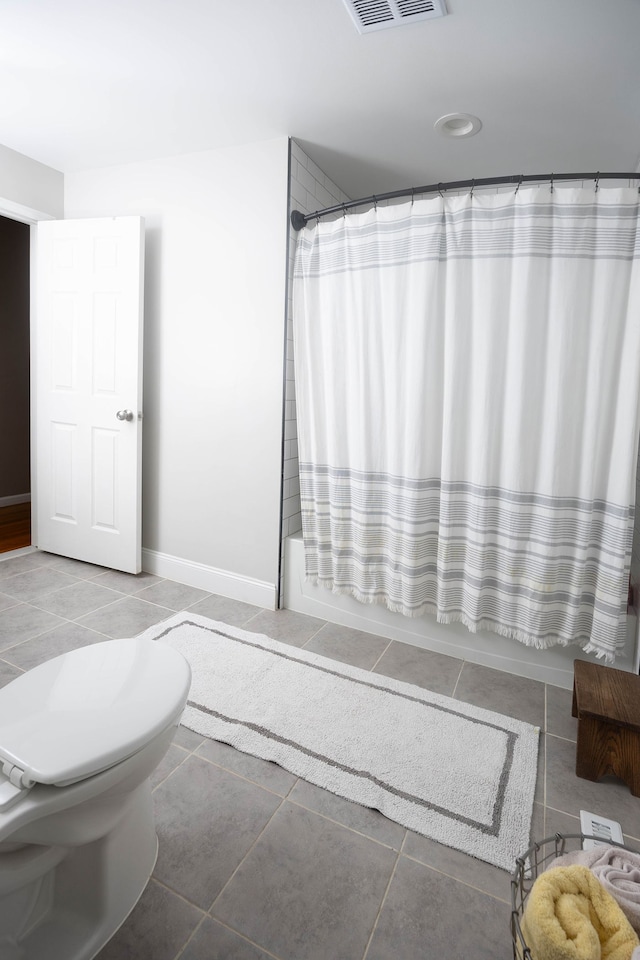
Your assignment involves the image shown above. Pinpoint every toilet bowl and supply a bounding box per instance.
[0,635,191,960]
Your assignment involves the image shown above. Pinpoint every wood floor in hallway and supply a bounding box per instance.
[0,501,30,553]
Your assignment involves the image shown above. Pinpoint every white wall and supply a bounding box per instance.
[65,137,290,605]
[0,143,63,220]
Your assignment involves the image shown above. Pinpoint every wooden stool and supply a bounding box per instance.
[572,659,640,797]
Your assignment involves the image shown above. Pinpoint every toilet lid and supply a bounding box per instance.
[0,637,191,786]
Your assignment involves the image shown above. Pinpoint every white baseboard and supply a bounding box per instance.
[142,548,277,610]
[0,493,30,507]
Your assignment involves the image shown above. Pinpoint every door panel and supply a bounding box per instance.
[35,217,144,573]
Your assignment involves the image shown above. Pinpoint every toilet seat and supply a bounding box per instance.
[0,638,191,808]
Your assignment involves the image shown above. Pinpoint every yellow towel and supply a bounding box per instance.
[521,866,640,960]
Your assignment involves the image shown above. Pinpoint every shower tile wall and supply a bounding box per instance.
[279,140,350,605]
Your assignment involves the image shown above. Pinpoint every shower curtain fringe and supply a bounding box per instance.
[290,171,640,230]
[307,575,615,661]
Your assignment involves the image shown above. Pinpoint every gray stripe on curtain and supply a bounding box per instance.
[300,462,632,652]
[294,201,640,277]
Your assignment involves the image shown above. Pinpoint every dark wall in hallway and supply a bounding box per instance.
[0,215,30,499]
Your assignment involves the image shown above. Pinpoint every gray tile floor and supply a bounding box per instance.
[1,549,639,960]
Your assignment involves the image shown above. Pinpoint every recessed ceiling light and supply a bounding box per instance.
[434,113,482,138]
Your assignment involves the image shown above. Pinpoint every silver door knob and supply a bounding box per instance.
[116,409,134,422]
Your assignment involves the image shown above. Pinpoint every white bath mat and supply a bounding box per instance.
[141,612,539,871]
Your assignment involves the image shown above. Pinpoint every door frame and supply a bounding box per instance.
[0,194,55,553]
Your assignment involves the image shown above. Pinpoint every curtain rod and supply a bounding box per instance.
[290,171,640,230]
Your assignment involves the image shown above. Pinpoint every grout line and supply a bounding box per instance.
[186,747,403,855]
[151,877,207,915]
[129,591,210,611]
[369,637,394,673]
[0,613,93,656]
[61,620,119,640]
[542,805,579,819]
[184,916,286,960]
[69,595,176,628]
[150,746,191,793]
[177,595,216,614]
[191,749,295,802]
[300,620,328,647]
[284,775,300,799]
[361,847,402,960]
[240,613,260,627]
[0,571,86,600]
[239,609,267,628]
[173,914,208,960]
[0,656,25,673]
[49,581,129,598]
[208,796,288,914]
[451,659,465,698]
[0,597,21,613]
[27,590,132,620]
[398,829,512,904]
[0,560,51,577]
[147,882,229,960]
[285,793,403,852]
[544,730,577,744]
[399,849,512,904]
[0,596,178,664]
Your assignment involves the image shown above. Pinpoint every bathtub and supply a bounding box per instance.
[283,532,639,690]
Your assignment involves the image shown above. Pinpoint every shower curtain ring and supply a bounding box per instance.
[595,172,600,193]
[411,188,414,206]
[550,174,554,195]
[342,203,347,219]
[438,183,444,198]
[470,180,475,199]
[373,195,377,210]
[515,175,523,196]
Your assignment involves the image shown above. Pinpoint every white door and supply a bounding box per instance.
[35,216,145,573]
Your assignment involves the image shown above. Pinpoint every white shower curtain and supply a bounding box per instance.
[292,187,640,662]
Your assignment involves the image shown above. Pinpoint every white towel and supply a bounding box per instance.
[548,846,640,935]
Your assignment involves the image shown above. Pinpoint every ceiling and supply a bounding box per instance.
[1,0,639,200]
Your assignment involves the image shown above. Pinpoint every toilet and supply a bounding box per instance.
[0,635,191,960]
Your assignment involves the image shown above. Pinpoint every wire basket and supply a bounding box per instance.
[510,833,640,959]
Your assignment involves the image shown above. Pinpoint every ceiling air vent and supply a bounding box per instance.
[341,0,447,34]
